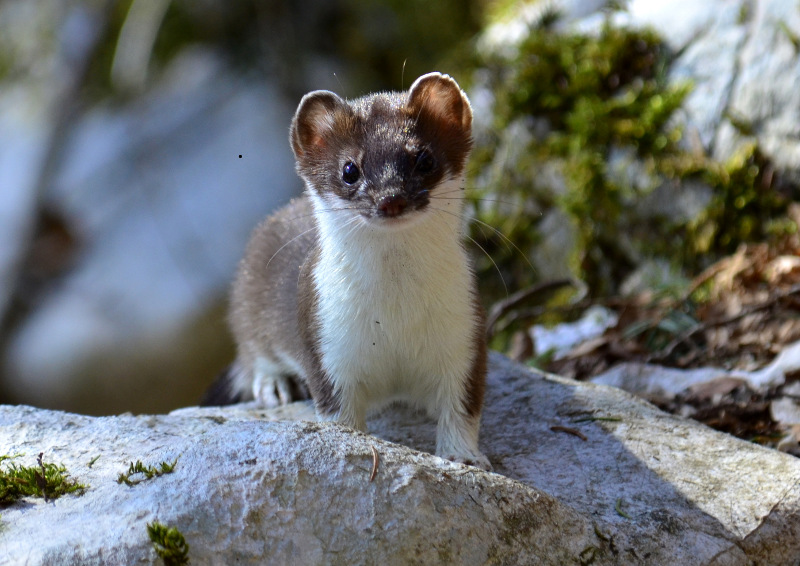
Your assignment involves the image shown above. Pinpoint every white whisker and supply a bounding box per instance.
[428,203,536,279]
[265,226,317,271]
[429,206,509,298]
[263,203,364,269]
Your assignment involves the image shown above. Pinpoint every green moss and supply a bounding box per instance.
[497,25,680,141]
[337,0,483,90]
[0,50,11,83]
[117,459,178,486]
[81,0,135,99]
[672,144,787,259]
[778,20,800,54]
[485,0,563,30]
[83,2,265,99]
[467,8,792,329]
[0,453,87,505]
[470,18,689,305]
[147,521,190,566]
[737,2,753,25]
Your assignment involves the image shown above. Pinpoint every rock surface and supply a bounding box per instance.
[2,353,799,565]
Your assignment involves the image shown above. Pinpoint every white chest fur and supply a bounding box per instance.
[309,181,477,418]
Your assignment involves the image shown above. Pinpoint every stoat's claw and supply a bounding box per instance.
[441,451,493,472]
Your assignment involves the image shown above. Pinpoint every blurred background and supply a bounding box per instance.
[2,0,799,415]
[0,0,483,414]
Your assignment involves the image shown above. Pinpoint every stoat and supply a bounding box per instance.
[210,72,489,469]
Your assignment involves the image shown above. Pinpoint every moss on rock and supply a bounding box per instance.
[467,7,791,315]
[0,453,86,505]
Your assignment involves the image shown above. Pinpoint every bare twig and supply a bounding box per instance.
[615,497,631,519]
[647,284,800,363]
[486,278,583,338]
[36,452,48,502]
[682,246,748,300]
[572,415,622,423]
[550,425,588,441]
[369,446,379,482]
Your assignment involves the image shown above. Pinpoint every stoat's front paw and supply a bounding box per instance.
[252,374,294,408]
[440,450,493,472]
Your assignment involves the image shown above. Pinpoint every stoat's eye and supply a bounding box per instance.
[342,161,360,184]
[415,150,435,174]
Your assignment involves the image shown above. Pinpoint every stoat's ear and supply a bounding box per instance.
[290,91,349,158]
[407,72,472,133]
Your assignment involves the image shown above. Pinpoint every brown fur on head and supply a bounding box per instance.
[289,72,473,220]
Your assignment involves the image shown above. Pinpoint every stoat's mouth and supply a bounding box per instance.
[361,203,430,230]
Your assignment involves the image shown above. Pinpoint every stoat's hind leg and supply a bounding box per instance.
[251,357,309,408]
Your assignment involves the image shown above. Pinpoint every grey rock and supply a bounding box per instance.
[667,21,747,152]
[634,177,714,228]
[624,0,742,53]
[618,259,691,297]
[622,0,749,151]
[771,397,800,426]
[625,0,800,172]
[718,1,800,178]
[592,362,741,400]
[2,353,799,564]
[592,338,800,401]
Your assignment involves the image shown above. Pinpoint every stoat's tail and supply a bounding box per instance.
[199,361,250,406]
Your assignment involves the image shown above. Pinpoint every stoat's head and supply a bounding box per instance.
[290,72,473,228]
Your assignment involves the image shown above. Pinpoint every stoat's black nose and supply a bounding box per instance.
[377,193,408,218]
